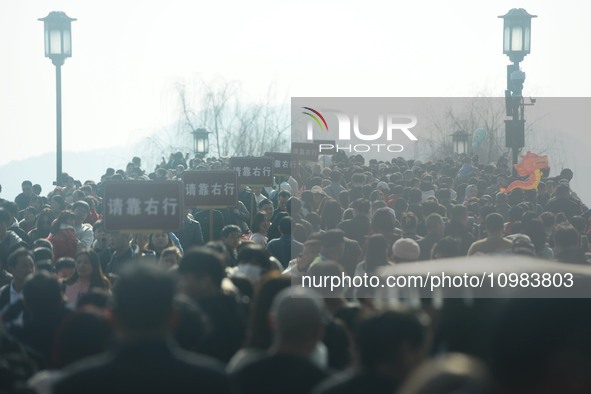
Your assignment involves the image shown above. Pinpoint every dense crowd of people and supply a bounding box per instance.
[1,151,591,394]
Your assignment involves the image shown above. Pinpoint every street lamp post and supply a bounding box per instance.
[192,128,210,156]
[499,8,536,170]
[452,131,470,156]
[39,11,76,186]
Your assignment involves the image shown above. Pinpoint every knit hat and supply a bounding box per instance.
[392,238,420,262]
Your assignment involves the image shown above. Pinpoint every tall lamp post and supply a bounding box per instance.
[499,8,536,169]
[39,11,76,186]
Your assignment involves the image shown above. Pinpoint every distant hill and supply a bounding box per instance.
[0,146,134,201]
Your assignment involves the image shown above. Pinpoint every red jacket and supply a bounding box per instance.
[48,229,77,261]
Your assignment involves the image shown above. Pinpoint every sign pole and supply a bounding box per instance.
[209,209,214,242]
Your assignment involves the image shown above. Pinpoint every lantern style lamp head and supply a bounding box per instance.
[193,128,210,155]
[39,11,76,66]
[499,8,536,64]
[452,131,469,155]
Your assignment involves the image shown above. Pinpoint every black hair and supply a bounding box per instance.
[7,247,33,268]
[221,224,242,238]
[178,247,226,288]
[23,271,63,317]
[356,311,425,369]
[112,264,175,332]
[278,216,292,235]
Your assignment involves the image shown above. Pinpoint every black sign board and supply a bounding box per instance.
[264,152,293,176]
[229,157,274,186]
[182,171,238,208]
[103,181,183,232]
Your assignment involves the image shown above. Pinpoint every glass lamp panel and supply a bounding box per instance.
[49,29,63,55]
[62,29,71,55]
[504,26,511,52]
[511,26,523,52]
[524,26,530,52]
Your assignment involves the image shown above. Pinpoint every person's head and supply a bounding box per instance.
[22,271,63,318]
[53,311,114,369]
[219,225,240,253]
[35,209,55,233]
[7,248,35,289]
[555,184,571,199]
[93,220,107,246]
[431,237,462,259]
[72,200,90,225]
[371,207,396,235]
[351,198,371,216]
[258,199,274,221]
[553,225,580,254]
[149,232,173,252]
[425,213,445,237]
[51,210,76,234]
[69,250,109,289]
[236,245,273,284]
[72,190,86,202]
[55,257,76,280]
[23,206,38,223]
[21,180,33,196]
[278,216,292,236]
[108,231,132,253]
[560,168,574,182]
[485,213,505,235]
[451,205,469,225]
[252,212,270,235]
[50,195,67,214]
[178,247,226,298]
[392,238,421,263]
[77,288,112,312]
[356,311,426,379]
[112,264,176,338]
[320,229,346,261]
[277,190,291,210]
[159,247,182,270]
[270,287,325,356]
[32,184,42,196]
[33,247,53,266]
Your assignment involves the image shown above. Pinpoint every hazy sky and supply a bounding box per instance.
[1,1,590,195]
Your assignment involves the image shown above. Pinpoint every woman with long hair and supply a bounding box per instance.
[28,208,55,242]
[148,232,175,259]
[63,250,110,305]
[249,212,270,247]
[47,210,77,260]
